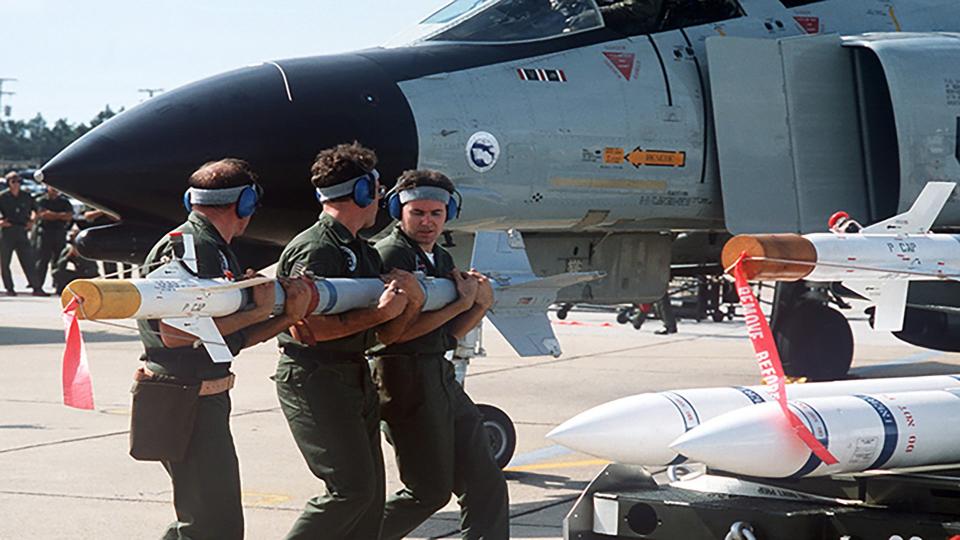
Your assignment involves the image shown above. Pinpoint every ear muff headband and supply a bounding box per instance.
[314,170,380,208]
[387,185,462,222]
[235,184,263,218]
[183,184,262,218]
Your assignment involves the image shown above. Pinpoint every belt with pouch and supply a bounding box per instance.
[282,345,366,364]
[135,366,235,396]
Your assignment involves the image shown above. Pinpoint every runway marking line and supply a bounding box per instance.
[505,458,610,473]
[242,491,291,506]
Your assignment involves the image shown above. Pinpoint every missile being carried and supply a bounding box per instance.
[61,230,602,363]
[546,374,960,466]
[670,389,960,479]
[721,181,958,331]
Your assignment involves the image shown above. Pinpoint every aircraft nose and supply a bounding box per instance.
[39,54,418,241]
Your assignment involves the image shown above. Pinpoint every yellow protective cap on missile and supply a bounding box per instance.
[721,234,817,281]
[60,279,142,320]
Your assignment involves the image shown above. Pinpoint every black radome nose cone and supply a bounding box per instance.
[40,54,418,245]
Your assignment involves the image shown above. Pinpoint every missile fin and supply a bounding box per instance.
[485,310,561,358]
[862,182,955,234]
[181,234,199,273]
[146,260,195,280]
[161,316,235,363]
[844,280,908,331]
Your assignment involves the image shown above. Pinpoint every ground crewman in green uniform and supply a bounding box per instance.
[373,169,509,540]
[0,171,44,296]
[135,158,312,540]
[274,142,423,540]
[52,228,100,294]
[33,184,74,291]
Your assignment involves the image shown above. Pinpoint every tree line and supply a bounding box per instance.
[0,106,121,166]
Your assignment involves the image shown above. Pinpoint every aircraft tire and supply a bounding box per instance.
[774,302,853,381]
[477,403,516,470]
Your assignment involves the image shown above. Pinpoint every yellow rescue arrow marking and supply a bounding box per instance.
[626,147,686,168]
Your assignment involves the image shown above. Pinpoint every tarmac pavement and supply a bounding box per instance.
[1,264,957,539]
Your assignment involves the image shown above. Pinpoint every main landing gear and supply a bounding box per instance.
[477,404,517,470]
[770,282,854,381]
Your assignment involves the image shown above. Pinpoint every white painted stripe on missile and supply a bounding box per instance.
[789,401,831,478]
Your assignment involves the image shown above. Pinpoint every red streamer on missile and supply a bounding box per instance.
[732,253,838,465]
[62,297,95,410]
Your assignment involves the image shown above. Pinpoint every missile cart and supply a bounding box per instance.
[564,463,960,539]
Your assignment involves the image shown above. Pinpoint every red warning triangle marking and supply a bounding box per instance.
[794,16,820,34]
[603,51,636,81]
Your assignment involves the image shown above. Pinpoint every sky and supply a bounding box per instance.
[3,0,450,124]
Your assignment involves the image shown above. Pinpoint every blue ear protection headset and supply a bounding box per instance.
[314,170,380,208]
[386,186,461,222]
[183,184,262,218]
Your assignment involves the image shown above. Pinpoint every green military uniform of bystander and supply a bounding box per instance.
[0,173,43,295]
[598,0,666,32]
[33,188,74,289]
[52,238,100,295]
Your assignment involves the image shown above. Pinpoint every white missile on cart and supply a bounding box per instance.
[670,389,960,479]
[721,181,958,331]
[546,374,960,466]
[61,230,602,363]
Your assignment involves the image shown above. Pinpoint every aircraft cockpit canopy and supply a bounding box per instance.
[408,0,605,44]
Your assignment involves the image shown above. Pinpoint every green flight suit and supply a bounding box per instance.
[275,212,386,540]
[599,0,665,33]
[33,193,74,288]
[0,189,40,292]
[373,226,509,540]
[51,243,100,294]
[138,212,248,540]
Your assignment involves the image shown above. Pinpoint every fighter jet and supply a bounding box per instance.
[37,0,960,380]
